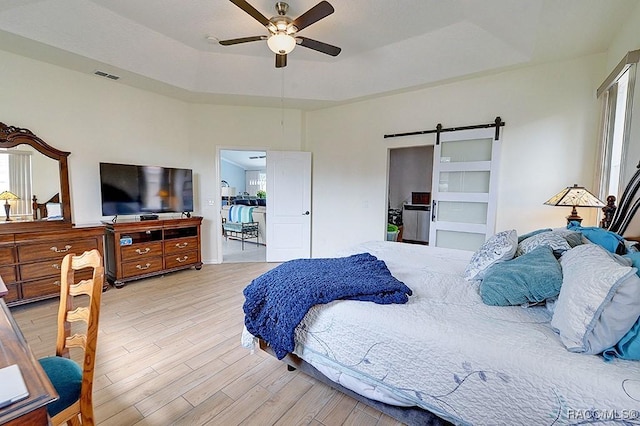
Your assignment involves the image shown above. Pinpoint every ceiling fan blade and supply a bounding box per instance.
[229,0,270,27]
[276,54,287,68]
[297,37,341,56]
[292,1,334,32]
[219,35,266,46]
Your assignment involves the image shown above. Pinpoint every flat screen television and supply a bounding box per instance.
[100,162,194,216]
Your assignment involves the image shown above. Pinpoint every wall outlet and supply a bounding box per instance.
[208,199,215,206]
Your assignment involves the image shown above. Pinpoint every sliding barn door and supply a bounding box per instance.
[429,127,502,251]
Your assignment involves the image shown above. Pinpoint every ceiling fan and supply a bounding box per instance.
[218,0,341,68]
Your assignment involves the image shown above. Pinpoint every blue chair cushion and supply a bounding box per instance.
[39,356,82,417]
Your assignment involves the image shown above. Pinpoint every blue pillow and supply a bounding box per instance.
[603,317,640,361]
[567,222,625,254]
[480,245,563,306]
[624,252,640,277]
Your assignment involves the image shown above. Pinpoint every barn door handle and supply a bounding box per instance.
[303,211,310,215]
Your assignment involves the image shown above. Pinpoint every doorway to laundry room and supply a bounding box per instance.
[387,146,434,245]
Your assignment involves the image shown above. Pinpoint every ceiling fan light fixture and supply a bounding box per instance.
[267,32,296,54]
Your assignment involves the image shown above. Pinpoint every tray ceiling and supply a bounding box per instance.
[0,0,637,109]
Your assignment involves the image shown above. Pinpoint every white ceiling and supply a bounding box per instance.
[0,0,637,109]
[221,150,266,170]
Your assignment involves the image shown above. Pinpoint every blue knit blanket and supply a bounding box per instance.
[243,252,412,359]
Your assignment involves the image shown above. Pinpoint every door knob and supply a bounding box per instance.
[303,211,310,215]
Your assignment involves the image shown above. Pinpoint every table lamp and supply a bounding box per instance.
[221,186,236,206]
[0,191,19,221]
[544,184,605,224]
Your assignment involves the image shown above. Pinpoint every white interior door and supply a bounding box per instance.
[266,151,312,262]
[429,127,502,251]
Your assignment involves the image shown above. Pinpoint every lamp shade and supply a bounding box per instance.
[544,184,605,224]
[0,190,19,201]
[544,184,604,208]
[221,187,236,197]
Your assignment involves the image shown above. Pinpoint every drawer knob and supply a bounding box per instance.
[175,242,188,249]
[54,280,61,286]
[136,263,151,270]
[176,256,189,263]
[52,264,61,270]
[135,248,151,255]
[50,245,72,253]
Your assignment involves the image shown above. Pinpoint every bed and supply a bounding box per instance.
[241,168,640,425]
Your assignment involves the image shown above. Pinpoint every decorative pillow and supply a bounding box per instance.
[517,228,552,243]
[516,231,572,257]
[602,318,640,361]
[463,230,518,281]
[480,246,562,306]
[550,228,583,248]
[625,239,640,253]
[624,252,640,276]
[551,244,640,354]
[566,222,625,254]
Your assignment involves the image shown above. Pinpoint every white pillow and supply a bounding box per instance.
[551,244,640,354]
[464,229,517,281]
[516,231,572,257]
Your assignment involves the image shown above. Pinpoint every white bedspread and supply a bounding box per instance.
[283,241,640,425]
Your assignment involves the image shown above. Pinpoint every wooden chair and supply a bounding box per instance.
[39,249,104,426]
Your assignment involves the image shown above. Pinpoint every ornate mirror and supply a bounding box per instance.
[0,122,72,232]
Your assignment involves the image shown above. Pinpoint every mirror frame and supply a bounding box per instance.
[0,122,72,231]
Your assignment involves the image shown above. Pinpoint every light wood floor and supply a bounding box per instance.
[10,263,404,426]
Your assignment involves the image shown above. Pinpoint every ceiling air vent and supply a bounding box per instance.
[93,70,120,80]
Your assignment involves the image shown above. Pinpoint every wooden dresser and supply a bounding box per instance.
[103,216,203,287]
[1,225,105,307]
[0,122,106,307]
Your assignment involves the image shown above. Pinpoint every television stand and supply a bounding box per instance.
[103,216,202,287]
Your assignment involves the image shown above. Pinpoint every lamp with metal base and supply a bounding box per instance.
[0,191,19,221]
[544,184,605,224]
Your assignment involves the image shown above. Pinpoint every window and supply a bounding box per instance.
[246,170,266,196]
[597,50,640,201]
[0,150,33,216]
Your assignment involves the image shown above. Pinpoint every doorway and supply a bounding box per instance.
[387,146,434,244]
[220,149,267,263]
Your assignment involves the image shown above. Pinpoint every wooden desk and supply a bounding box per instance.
[0,297,57,425]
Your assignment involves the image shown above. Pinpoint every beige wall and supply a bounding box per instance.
[0,50,192,227]
[0,50,303,263]
[2,27,636,261]
[187,104,302,263]
[306,54,606,256]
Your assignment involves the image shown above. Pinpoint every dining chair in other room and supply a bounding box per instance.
[39,249,104,426]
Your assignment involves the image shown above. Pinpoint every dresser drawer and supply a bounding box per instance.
[0,266,17,283]
[18,239,98,262]
[0,246,16,264]
[165,250,198,269]
[20,268,94,300]
[3,283,19,303]
[121,241,163,261]
[164,236,198,255]
[122,256,164,278]
[21,276,60,299]
[20,259,63,281]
